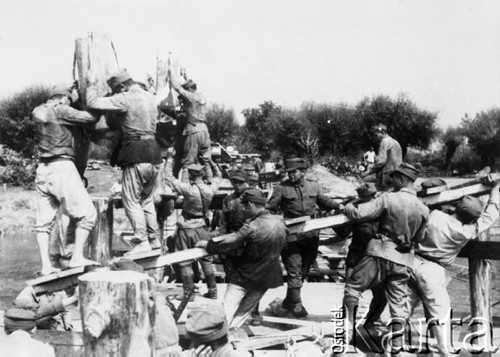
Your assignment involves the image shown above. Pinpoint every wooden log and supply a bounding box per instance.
[88,197,112,265]
[27,266,87,295]
[74,32,120,130]
[468,231,493,355]
[420,183,491,207]
[79,271,155,357]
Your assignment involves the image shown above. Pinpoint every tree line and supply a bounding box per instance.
[0,85,499,186]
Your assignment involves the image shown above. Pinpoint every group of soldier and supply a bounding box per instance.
[7,66,500,355]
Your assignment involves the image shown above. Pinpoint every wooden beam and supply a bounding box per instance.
[420,183,492,207]
[458,241,500,260]
[136,248,210,270]
[27,266,87,295]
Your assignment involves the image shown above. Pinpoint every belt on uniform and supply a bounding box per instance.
[39,157,73,164]
[122,135,155,141]
[182,211,205,220]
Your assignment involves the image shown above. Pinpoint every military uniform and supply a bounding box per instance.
[267,158,339,316]
[371,125,402,191]
[87,69,162,252]
[173,79,213,182]
[343,163,428,352]
[206,189,287,327]
[165,162,219,300]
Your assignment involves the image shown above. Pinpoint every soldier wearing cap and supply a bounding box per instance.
[340,163,429,352]
[266,157,339,317]
[182,304,250,356]
[197,188,287,328]
[169,74,213,184]
[31,86,98,275]
[86,68,163,254]
[0,309,55,357]
[210,169,249,238]
[407,174,500,353]
[367,123,403,191]
[164,161,221,301]
[335,183,387,328]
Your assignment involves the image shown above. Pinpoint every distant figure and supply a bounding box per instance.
[369,124,402,191]
[253,156,263,173]
[0,309,55,357]
[86,68,163,255]
[32,86,98,275]
[363,146,375,167]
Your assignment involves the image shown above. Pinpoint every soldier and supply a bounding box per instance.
[335,183,387,328]
[165,162,219,301]
[367,123,403,191]
[86,69,163,255]
[171,76,213,183]
[340,163,429,352]
[267,157,339,317]
[197,188,287,328]
[32,87,98,275]
[409,175,500,353]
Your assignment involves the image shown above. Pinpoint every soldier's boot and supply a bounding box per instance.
[202,274,217,299]
[282,288,308,317]
[250,303,263,326]
[176,272,195,302]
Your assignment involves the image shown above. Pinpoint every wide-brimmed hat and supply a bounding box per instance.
[390,162,420,181]
[285,158,307,172]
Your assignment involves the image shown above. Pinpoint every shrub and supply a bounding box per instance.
[0,145,36,188]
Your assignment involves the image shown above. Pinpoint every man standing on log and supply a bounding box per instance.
[408,174,500,353]
[340,163,428,353]
[267,157,340,317]
[86,69,163,255]
[366,123,402,191]
[164,162,220,301]
[171,76,213,183]
[197,188,287,328]
[32,87,98,275]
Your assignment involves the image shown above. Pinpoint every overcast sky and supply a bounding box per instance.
[1,0,499,128]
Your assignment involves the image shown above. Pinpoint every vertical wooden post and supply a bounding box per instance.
[79,271,155,357]
[88,197,112,265]
[468,230,492,355]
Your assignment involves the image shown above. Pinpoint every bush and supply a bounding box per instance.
[0,145,36,188]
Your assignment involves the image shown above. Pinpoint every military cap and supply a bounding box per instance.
[185,304,228,343]
[181,79,197,90]
[285,158,307,172]
[4,308,37,332]
[420,178,447,189]
[390,162,420,182]
[241,188,267,205]
[107,69,133,91]
[230,169,248,182]
[356,182,377,198]
[456,195,484,223]
[372,123,388,133]
[49,85,71,99]
[187,163,204,176]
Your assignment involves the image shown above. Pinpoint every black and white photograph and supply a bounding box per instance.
[0,0,500,355]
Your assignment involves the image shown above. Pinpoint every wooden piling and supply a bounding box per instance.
[79,271,155,357]
[88,197,113,265]
[468,230,493,355]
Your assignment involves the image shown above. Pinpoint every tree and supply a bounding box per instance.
[206,103,240,146]
[0,85,51,157]
[461,109,500,169]
[241,101,282,159]
[441,126,465,174]
[355,94,439,157]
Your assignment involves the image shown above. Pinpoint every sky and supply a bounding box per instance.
[1,0,500,128]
